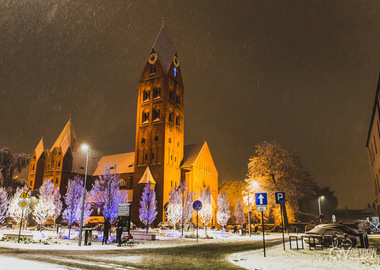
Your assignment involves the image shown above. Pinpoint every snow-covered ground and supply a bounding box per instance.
[0,228,283,250]
[229,242,380,270]
[0,256,72,270]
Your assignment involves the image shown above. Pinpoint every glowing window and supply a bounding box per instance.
[173,67,177,77]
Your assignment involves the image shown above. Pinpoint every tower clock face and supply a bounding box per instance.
[173,56,179,67]
[148,53,158,64]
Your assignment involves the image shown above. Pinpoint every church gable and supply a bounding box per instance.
[189,142,218,176]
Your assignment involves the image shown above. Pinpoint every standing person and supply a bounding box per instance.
[102,218,111,245]
[116,218,123,247]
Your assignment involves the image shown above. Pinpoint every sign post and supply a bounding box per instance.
[193,200,202,243]
[118,203,131,233]
[18,190,30,243]
[275,192,286,250]
[255,192,267,257]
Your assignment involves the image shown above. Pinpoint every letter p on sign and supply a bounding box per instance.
[275,192,285,204]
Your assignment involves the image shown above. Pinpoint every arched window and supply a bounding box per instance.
[153,88,161,99]
[142,111,149,123]
[153,108,160,121]
[143,90,150,101]
[169,112,174,123]
[154,136,159,142]
[175,116,180,126]
[150,64,156,74]
[176,95,181,105]
[169,90,175,101]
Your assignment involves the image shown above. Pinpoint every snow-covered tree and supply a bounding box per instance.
[0,147,30,188]
[198,187,213,234]
[75,200,92,226]
[53,188,63,225]
[166,187,182,229]
[62,176,83,238]
[247,141,318,224]
[0,187,9,223]
[139,182,157,234]
[89,164,128,223]
[217,193,230,230]
[234,199,245,228]
[178,180,195,236]
[33,180,56,231]
[8,186,32,224]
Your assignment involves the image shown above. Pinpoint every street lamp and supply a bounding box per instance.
[78,144,90,246]
[318,196,324,215]
[247,181,259,237]
[318,196,324,224]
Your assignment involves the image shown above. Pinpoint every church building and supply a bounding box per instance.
[28,26,218,226]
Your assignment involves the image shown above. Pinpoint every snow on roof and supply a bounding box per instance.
[138,166,156,184]
[34,137,44,160]
[92,152,135,176]
[51,119,78,151]
[180,142,206,168]
[152,26,176,72]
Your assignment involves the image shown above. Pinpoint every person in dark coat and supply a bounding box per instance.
[102,218,111,245]
[116,218,123,247]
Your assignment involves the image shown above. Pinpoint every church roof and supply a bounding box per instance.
[51,119,78,152]
[138,166,156,184]
[34,137,44,160]
[93,152,135,176]
[152,26,176,72]
[180,142,206,168]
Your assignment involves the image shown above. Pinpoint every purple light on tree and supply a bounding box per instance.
[0,187,9,224]
[62,175,83,239]
[139,181,157,234]
[89,164,127,223]
[53,187,63,226]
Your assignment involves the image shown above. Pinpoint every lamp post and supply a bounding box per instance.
[78,144,89,246]
[318,196,324,224]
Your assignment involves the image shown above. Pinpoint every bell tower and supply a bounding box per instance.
[132,26,184,225]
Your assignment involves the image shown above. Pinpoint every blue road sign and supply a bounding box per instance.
[255,193,268,205]
[275,192,286,204]
[193,200,202,211]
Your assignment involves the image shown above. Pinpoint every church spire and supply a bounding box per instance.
[51,119,78,151]
[152,24,176,72]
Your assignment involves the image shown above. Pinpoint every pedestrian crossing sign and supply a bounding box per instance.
[19,190,30,199]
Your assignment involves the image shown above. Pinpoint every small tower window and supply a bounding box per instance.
[141,138,146,144]
[169,90,175,101]
[153,109,160,121]
[173,67,177,77]
[153,88,161,99]
[151,153,155,159]
[143,90,150,101]
[169,113,174,123]
[142,111,149,124]
[176,116,180,126]
[176,95,181,105]
[145,154,148,160]
[154,136,159,142]
[150,64,156,74]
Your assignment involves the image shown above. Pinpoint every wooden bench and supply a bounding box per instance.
[132,234,156,240]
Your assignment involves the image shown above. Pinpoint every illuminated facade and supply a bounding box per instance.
[29,26,218,226]
[366,74,380,217]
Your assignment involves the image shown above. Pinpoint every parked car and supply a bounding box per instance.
[304,224,368,248]
[84,216,105,227]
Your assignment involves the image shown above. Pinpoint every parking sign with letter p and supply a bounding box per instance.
[275,192,285,204]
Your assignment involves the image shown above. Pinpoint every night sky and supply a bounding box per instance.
[1,0,379,209]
